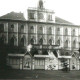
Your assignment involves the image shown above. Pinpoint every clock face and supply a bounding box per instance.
[38,13,44,19]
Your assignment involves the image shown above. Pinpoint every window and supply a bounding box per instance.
[10,37,15,46]
[11,24,14,32]
[39,38,43,45]
[20,37,25,46]
[73,40,76,48]
[49,39,52,45]
[39,26,43,34]
[10,36,16,46]
[48,27,52,34]
[0,24,4,32]
[57,39,60,45]
[20,25,24,32]
[65,40,68,48]
[38,13,44,19]
[29,13,34,19]
[48,15,53,21]
[30,26,34,33]
[65,28,68,35]
[0,35,5,45]
[30,38,34,45]
[72,29,75,36]
[57,28,60,35]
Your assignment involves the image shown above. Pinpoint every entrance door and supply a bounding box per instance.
[23,55,31,70]
[71,54,79,70]
[35,58,45,69]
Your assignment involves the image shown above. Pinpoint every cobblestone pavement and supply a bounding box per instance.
[0,69,80,80]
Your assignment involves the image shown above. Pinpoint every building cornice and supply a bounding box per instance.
[27,21,80,27]
[0,19,79,27]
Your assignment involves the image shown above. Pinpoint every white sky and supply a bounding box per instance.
[0,0,80,25]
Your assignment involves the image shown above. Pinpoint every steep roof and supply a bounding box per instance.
[0,12,26,21]
[55,16,73,25]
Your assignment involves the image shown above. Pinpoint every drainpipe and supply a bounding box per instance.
[78,42,80,70]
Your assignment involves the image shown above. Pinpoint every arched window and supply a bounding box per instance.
[10,36,16,46]
[39,26,43,34]
[30,38,34,45]
[73,40,76,48]
[57,28,60,35]
[21,25,24,32]
[20,37,25,47]
[0,35,5,45]
[57,39,60,45]
[65,28,68,35]
[73,29,75,36]
[30,26,34,33]
[49,39,52,45]
[11,24,14,32]
[10,37,15,46]
[0,24,4,32]
[65,40,68,48]
[48,27,52,34]
[39,38,43,45]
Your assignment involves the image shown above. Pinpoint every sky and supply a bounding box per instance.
[0,0,80,25]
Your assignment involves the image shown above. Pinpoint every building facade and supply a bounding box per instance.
[0,0,80,70]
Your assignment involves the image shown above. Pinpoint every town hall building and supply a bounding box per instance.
[0,0,80,70]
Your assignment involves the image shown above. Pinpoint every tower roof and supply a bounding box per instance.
[38,0,44,9]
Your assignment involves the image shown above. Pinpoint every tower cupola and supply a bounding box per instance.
[38,0,44,9]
